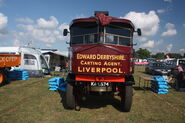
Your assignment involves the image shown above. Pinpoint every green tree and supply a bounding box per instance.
[167,53,183,59]
[135,48,151,59]
[152,52,166,59]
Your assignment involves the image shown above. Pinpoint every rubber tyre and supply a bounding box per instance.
[0,70,8,87]
[65,83,75,109]
[121,85,133,112]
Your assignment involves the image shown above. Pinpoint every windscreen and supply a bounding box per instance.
[152,63,166,69]
[179,60,185,65]
[70,23,133,46]
[70,26,98,45]
[106,26,130,36]
[105,26,132,46]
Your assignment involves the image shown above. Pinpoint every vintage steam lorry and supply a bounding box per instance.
[63,11,141,111]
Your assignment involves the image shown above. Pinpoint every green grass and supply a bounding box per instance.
[0,67,185,123]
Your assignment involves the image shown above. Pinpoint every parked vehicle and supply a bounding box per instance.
[0,54,21,86]
[165,59,185,75]
[0,46,50,77]
[134,59,148,66]
[147,58,156,63]
[63,11,141,111]
[145,62,171,75]
[166,59,185,69]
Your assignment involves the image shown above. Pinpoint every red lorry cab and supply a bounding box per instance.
[63,11,141,112]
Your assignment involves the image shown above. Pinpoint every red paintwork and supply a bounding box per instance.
[76,75,125,82]
[95,13,112,26]
[72,44,134,76]
[69,12,135,82]
[71,13,135,29]
[0,54,21,67]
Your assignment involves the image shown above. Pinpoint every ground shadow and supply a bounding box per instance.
[133,86,143,90]
[58,91,125,112]
[80,95,123,111]
[133,86,151,91]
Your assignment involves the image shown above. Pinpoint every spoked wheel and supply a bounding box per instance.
[120,85,133,112]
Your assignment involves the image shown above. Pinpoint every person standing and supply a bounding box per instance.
[176,64,184,90]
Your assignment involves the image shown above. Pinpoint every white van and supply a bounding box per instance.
[166,59,185,69]
[0,46,50,77]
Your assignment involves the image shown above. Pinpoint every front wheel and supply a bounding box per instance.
[0,70,8,87]
[120,85,133,112]
[65,83,76,109]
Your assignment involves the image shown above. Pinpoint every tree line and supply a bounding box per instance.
[135,48,185,59]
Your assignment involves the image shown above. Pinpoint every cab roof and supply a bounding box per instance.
[70,11,135,29]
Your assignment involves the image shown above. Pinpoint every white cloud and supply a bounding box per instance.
[123,11,160,36]
[58,23,69,31]
[164,0,172,3]
[161,23,177,37]
[37,16,59,29]
[31,29,58,43]
[46,44,52,48]
[179,49,185,52]
[0,13,8,38]
[16,17,34,24]
[157,9,166,14]
[166,44,173,52]
[16,24,34,31]
[15,16,69,44]
[0,13,8,30]
[155,40,163,46]
[142,40,155,48]
[138,36,147,42]
[166,23,175,29]
[162,29,176,36]
[140,39,163,49]
[13,39,21,46]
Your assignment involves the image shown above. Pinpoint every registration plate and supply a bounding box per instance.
[90,82,110,87]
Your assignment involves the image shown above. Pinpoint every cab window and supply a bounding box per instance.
[105,26,132,46]
[70,26,98,45]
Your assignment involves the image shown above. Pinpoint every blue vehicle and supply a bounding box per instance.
[145,62,171,75]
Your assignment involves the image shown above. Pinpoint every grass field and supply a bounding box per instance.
[0,66,185,123]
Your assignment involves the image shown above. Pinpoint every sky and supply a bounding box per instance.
[0,0,185,55]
